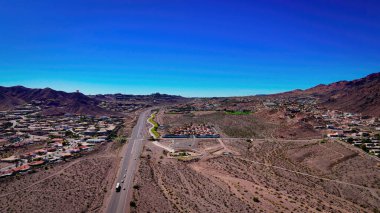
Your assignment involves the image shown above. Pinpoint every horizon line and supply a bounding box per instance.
[1,84,285,98]
[1,71,378,98]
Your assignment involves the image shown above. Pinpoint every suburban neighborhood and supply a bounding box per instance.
[0,103,123,178]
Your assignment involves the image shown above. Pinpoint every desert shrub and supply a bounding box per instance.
[360,144,369,152]
[130,201,137,208]
[115,136,127,144]
[253,197,260,202]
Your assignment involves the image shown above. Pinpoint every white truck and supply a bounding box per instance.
[116,182,121,192]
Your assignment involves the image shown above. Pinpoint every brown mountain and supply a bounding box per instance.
[91,92,186,103]
[1,72,379,116]
[280,72,380,116]
[0,86,113,116]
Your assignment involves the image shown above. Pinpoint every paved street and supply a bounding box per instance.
[106,109,151,213]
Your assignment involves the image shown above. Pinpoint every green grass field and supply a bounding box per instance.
[224,110,251,115]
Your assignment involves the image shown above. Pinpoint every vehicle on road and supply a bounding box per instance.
[116,183,121,192]
[106,109,153,213]
[121,180,124,183]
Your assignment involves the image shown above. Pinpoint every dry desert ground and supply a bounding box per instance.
[131,138,380,213]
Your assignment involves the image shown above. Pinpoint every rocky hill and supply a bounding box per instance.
[0,86,112,116]
[279,72,380,116]
[1,72,379,116]
[91,92,187,103]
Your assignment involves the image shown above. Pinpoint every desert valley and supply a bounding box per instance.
[0,73,379,213]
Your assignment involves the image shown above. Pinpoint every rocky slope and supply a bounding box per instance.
[274,72,380,116]
[0,86,112,116]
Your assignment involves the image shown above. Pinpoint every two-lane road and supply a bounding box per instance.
[106,109,152,213]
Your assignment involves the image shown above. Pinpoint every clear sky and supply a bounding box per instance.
[0,0,379,97]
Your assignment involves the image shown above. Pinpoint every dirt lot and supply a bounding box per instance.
[132,139,380,213]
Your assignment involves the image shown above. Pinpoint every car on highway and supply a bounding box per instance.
[116,183,121,192]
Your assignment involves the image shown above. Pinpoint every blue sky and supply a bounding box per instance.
[0,0,379,97]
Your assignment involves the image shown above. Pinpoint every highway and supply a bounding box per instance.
[106,109,152,213]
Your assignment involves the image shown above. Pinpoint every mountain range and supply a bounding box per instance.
[280,72,380,116]
[0,72,379,116]
[0,86,110,116]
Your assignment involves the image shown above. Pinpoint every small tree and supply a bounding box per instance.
[2,122,13,129]
[65,130,73,137]
[163,150,168,156]
[362,138,372,144]
[375,134,380,141]
[347,137,354,144]
[360,144,368,152]
[130,201,137,208]
[247,143,253,151]
[115,136,127,144]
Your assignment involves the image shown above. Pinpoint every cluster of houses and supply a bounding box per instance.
[95,93,184,113]
[261,98,380,157]
[167,97,380,157]
[0,140,96,178]
[165,102,220,114]
[168,96,318,115]
[313,110,380,156]
[164,123,220,138]
[263,96,318,115]
[99,101,147,113]
[0,104,123,178]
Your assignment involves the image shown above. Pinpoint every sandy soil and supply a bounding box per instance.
[131,139,380,213]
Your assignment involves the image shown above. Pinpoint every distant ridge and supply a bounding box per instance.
[90,92,185,102]
[274,72,380,116]
[1,72,379,116]
[0,86,113,116]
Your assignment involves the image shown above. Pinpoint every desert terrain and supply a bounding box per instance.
[130,108,380,213]
[0,73,379,213]
[132,137,380,213]
[0,109,142,213]
[0,142,117,213]
[158,108,322,139]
